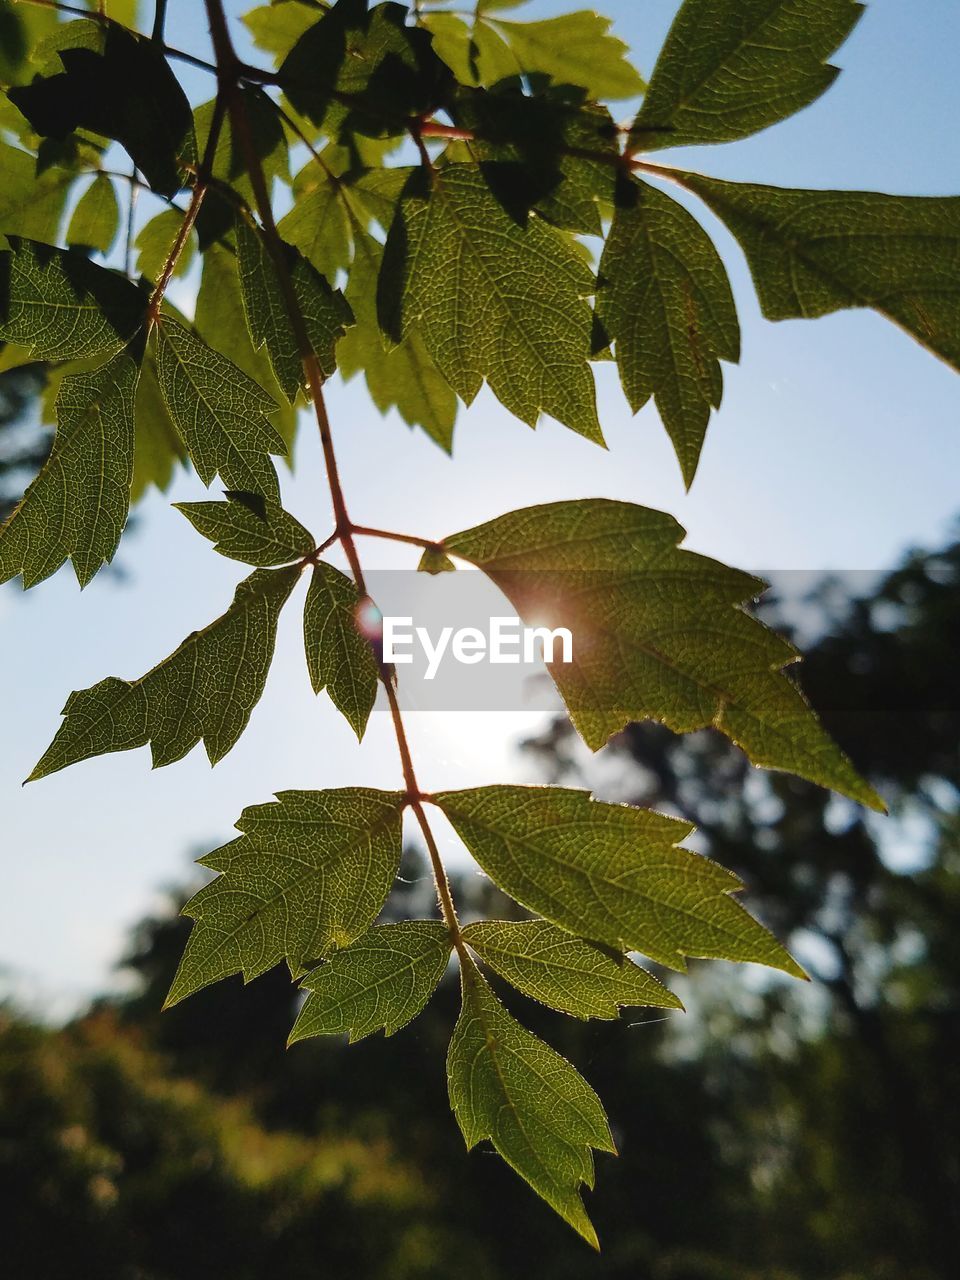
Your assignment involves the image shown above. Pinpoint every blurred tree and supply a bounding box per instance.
[523,532,960,1278]
[0,363,49,523]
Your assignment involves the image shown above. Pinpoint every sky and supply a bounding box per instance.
[1,0,959,1013]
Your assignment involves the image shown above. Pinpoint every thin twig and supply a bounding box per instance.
[124,162,138,278]
[202,0,467,955]
[350,526,439,551]
[151,0,167,43]
[146,91,227,326]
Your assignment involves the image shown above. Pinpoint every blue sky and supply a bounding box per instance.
[1,0,958,1012]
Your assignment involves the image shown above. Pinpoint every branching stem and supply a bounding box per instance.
[202,0,467,956]
[350,525,439,552]
[145,93,227,327]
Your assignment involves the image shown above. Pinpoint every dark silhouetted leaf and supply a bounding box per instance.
[8,19,195,195]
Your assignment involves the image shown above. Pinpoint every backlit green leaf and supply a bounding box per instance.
[441,501,882,807]
[289,921,451,1044]
[340,225,457,449]
[130,348,187,501]
[194,243,297,451]
[436,786,805,976]
[303,561,379,739]
[0,237,144,359]
[418,546,456,575]
[278,159,353,280]
[154,317,285,499]
[448,960,614,1248]
[235,216,353,404]
[0,351,137,588]
[30,564,299,779]
[176,492,314,567]
[242,0,328,62]
[681,175,960,372]
[166,787,406,1004]
[65,173,119,254]
[597,175,739,487]
[486,12,645,101]
[379,163,601,442]
[0,141,76,241]
[463,920,682,1019]
[632,0,862,150]
[134,209,196,283]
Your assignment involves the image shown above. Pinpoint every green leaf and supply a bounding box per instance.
[130,348,187,501]
[30,564,299,779]
[65,173,119,254]
[486,12,645,101]
[0,351,137,588]
[194,243,297,452]
[418,546,456,575]
[441,500,883,808]
[632,0,862,150]
[303,561,379,739]
[278,159,353,280]
[166,787,406,1005]
[340,225,457,450]
[134,209,196,283]
[448,961,614,1248]
[437,786,805,977]
[176,492,314,567]
[0,141,76,241]
[8,20,195,196]
[235,216,353,404]
[243,1,328,62]
[379,164,601,443]
[597,175,740,487]
[463,920,682,1020]
[0,237,144,360]
[680,175,960,373]
[289,921,451,1044]
[154,317,285,500]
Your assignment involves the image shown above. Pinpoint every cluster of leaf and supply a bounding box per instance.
[1,0,956,1248]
